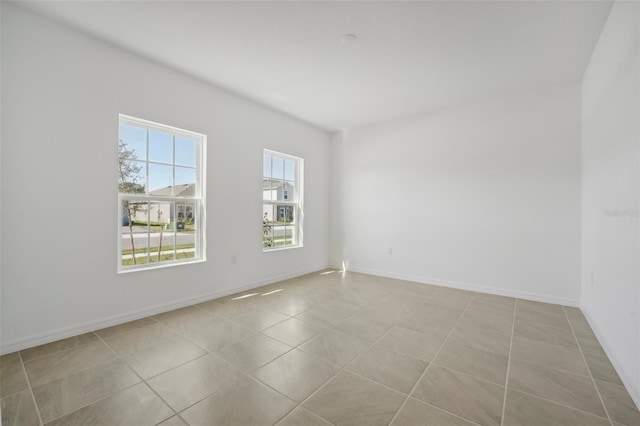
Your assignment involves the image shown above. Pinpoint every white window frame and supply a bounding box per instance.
[263,149,304,251]
[118,114,206,273]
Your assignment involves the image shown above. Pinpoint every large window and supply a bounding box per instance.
[263,150,303,250]
[118,115,206,272]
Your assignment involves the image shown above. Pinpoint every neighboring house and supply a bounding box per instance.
[263,178,294,222]
[123,183,196,226]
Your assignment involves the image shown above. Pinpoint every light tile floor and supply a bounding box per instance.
[2,271,639,426]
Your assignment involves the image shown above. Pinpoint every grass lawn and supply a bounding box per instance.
[121,243,195,256]
[263,236,294,248]
[121,250,195,266]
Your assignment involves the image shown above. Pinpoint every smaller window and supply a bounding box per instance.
[263,150,303,250]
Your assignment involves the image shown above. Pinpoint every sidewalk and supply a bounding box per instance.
[122,231,192,239]
[121,247,195,260]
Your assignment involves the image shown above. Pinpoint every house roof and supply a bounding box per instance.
[150,183,196,197]
[263,178,294,190]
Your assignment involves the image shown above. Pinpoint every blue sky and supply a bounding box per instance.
[264,153,295,181]
[119,123,196,192]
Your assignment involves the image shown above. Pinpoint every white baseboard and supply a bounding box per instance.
[347,266,579,307]
[0,265,328,355]
[581,309,640,410]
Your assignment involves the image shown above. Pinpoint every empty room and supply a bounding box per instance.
[1,1,639,425]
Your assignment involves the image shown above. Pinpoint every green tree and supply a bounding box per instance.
[263,212,273,247]
[118,139,145,264]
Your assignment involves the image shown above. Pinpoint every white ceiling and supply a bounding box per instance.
[19,1,612,131]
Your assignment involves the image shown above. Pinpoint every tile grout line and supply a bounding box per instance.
[245,291,405,423]
[510,330,586,353]
[265,325,394,421]
[494,304,612,422]
[93,330,182,424]
[500,298,517,426]
[29,326,223,395]
[17,351,45,426]
[175,282,370,425]
[145,291,318,422]
[259,318,330,349]
[8,284,456,424]
[25,331,134,425]
[100,313,248,426]
[410,360,612,422]
[562,306,614,426]
[142,317,272,421]
[152,359,249,421]
[148,301,314,421]
[19,276,601,426]
[267,286,441,425]
[244,340,613,426]
[15,280,405,424]
[344,364,484,426]
[9,279,319,426]
[508,387,614,421]
[423,299,612,424]
[515,315,578,334]
[386,290,479,426]
[42,382,147,425]
[18,333,100,364]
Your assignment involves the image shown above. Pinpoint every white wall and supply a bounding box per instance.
[331,82,582,305]
[581,1,640,406]
[0,4,330,353]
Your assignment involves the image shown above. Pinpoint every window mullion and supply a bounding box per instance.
[145,128,150,193]
[172,134,176,196]
[146,201,151,265]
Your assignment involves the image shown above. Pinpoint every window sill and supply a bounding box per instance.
[117,258,206,274]
[263,245,303,253]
